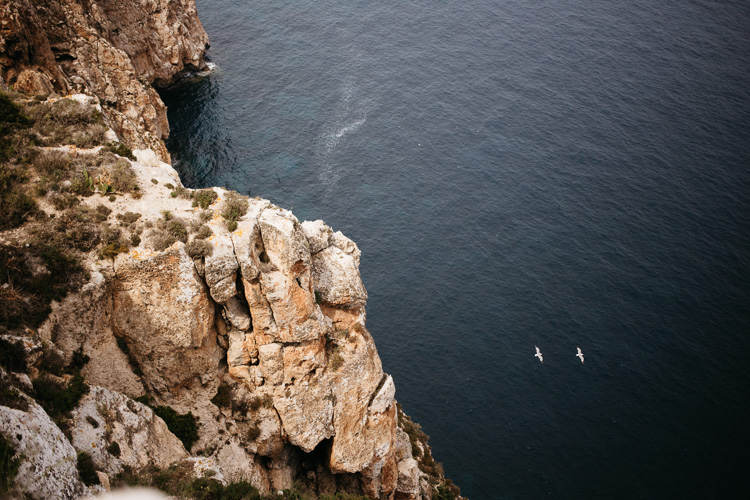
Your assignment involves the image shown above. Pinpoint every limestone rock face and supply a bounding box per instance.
[396,458,422,499]
[0,0,209,160]
[0,398,87,500]
[311,245,368,308]
[69,386,187,475]
[111,245,223,395]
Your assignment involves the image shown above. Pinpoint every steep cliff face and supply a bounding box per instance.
[42,159,411,495]
[0,2,461,499]
[0,0,208,160]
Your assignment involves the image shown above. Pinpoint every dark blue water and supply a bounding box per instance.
[160,1,750,497]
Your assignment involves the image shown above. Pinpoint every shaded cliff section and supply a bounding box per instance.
[0,0,209,161]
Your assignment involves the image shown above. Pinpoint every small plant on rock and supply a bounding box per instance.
[221,191,248,232]
[192,189,218,209]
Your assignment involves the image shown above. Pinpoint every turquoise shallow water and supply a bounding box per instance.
[161,0,750,497]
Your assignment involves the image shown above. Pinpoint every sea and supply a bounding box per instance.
[159,1,750,498]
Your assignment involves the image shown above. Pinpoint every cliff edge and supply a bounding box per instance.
[0,1,461,499]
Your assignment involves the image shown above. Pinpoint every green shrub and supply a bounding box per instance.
[221,192,249,230]
[76,451,100,486]
[32,372,89,422]
[167,219,188,242]
[150,406,199,451]
[116,211,141,224]
[49,192,79,211]
[112,463,263,500]
[54,207,101,251]
[0,92,31,163]
[108,159,137,192]
[38,348,65,376]
[0,434,21,494]
[222,481,261,500]
[151,178,158,184]
[25,98,105,148]
[98,241,128,260]
[0,377,28,412]
[435,479,462,500]
[319,494,369,500]
[94,204,111,221]
[32,149,70,175]
[192,189,218,209]
[170,186,191,199]
[246,425,260,441]
[104,142,136,161]
[151,233,177,251]
[190,477,224,500]
[186,239,213,259]
[195,225,213,240]
[0,164,37,230]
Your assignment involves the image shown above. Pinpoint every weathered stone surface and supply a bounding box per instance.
[258,343,284,386]
[274,382,334,453]
[328,326,393,473]
[111,245,223,394]
[39,270,144,397]
[396,458,421,499]
[331,230,362,266]
[204,226,239,303]
[224,296,252,331]
[227,330,251,368]
[232,199,270,280]
[301,219,333,254]
[395,427,413,462]
[69,386,187,475]
[311,245,368,308]
[0,398,86,500]
[370,375,396,415]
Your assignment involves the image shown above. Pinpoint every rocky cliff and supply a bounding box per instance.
[0,0,208,161]
[0,1,461,499]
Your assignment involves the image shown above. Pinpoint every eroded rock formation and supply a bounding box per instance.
[41,162,415,495]
[0,0,209,160]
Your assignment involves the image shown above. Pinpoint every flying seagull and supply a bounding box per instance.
[535,346,543,363]
[576,347,584,364]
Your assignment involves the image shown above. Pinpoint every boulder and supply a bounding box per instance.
[0,398,86,499]
[69,386,187,475]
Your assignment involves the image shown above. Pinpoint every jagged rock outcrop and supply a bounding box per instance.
[34,147,420,496]
[0,0,209,160]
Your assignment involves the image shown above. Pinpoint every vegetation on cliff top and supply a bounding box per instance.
[0,91,144,333]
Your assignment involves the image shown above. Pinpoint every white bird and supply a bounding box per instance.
[535,346,543,363]
[576,347,584,364]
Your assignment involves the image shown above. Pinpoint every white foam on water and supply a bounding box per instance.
[316,77,371,190]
